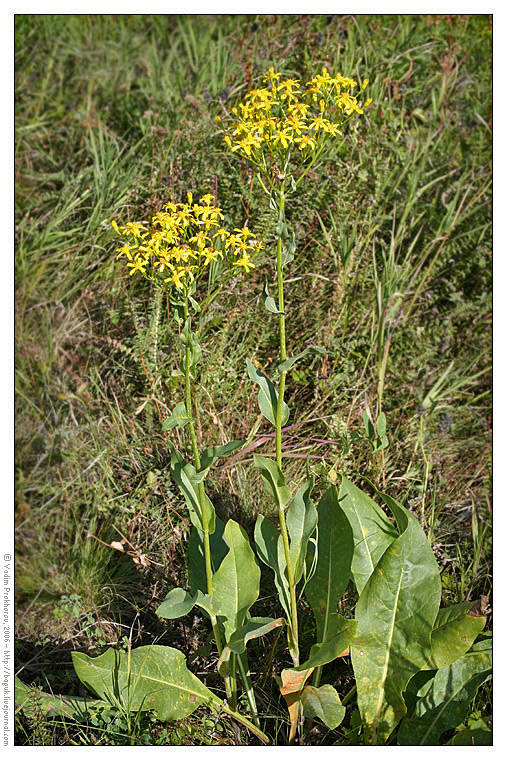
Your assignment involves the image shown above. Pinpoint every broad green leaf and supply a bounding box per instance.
[278,346,326,373]
[286,477,317,583]
[72,645,217,720]
[297,616,357,671]
[156,587,196,620]
[305,486,354,643]
[217,616,284,676]
[187,518,228,596]
[15,677,111,721]
[300,683,345,729]
[338,476,398,595]
[211,519,260,642]
[350,486,441,745]
[398,641,492,745]
[423,601,486,670]
[198,441,244,473]
[263,282,284,315]
[446,717,492,745]
[253,455,292,509]
[162,401,192,431]
[254,514,291,620]
[246,358,289,427]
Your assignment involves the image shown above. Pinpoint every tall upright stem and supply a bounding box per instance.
[182,299,231,695]
[274,183,299,667]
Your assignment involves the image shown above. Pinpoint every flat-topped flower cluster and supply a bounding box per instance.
[218,67,371,167]
[112,193,263,294]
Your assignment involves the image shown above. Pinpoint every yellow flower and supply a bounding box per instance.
[120,221,147,239]
[234,254,255,272]
[127,257,147,276]
[164,268,185,290]
[115,242,133,261]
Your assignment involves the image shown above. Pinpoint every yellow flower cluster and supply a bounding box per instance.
[112,193,263,294]
[219,67,371,165]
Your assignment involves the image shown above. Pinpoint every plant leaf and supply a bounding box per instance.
[398,639,492,745]
[446,717,492,746]
[162,401,192,431]
[253,455,292,509]
[211,519,260,642]
[423,601,486,670]
[217,616,284,676]
[156,587,196,620]
[300,683,346,729]
[187,518,228,596]
[263,282,284,315]
[280,667,314,742]
[15,677,111,721]
[72,645,218,720]
[254,514,291,621]
[350,485,441,745]
[246,358,289,427]
[286,477,317,583]
[305,485,354,643]
[278,346,326,373]
[338,475,398,595]
[296,615,357,671]
[170,447,215,533]
[198,441,244,473]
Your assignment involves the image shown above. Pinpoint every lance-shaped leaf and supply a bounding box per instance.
[397,638,492,745]
[217,617,285,676]
[278,346,326,373]
[180,317,201,374]
[254,455,292,509]
[211,519,260,642]
[350,486,441,745]
[170,447,215,533]
[286,477,317,583]
[246,358,289,427]
[338,476,398,595]
[305,486,354,643]
[423,600,487,670]
[198,441,244,474]
[254,514,291,620]
[187,518,228,597]
[72,645,217,720]
[297,615,357,671]
[15,677,111,721]
[162,401,192,431]
[300,683,346,729]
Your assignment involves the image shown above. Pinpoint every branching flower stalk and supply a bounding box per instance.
[112,194,262,716]
[222,67,371,672]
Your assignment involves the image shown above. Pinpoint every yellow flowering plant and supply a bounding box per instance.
[219,68,489,747]
[109,195,269,742]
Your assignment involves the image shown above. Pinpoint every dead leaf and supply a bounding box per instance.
[280,667,314,742]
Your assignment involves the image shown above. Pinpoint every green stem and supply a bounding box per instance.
[237,652,261,728]
[182,297,231,697]
[274,183,299,667]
